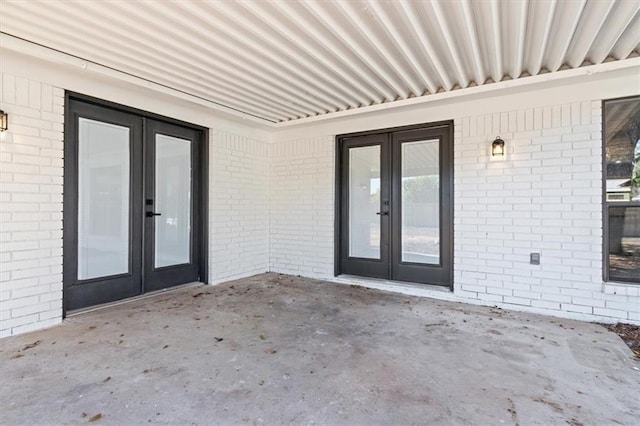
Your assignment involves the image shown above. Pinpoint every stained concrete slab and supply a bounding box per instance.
[1,273,638,425]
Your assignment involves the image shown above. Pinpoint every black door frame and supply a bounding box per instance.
[63,92,209,315]
[334,121,454,289]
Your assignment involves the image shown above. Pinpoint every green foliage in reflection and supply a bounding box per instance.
[403,176,439,203]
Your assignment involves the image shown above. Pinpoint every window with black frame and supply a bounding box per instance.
[604,96,640,283]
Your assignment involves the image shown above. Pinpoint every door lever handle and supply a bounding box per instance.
[145,212,161,217]
[376,211,389,216]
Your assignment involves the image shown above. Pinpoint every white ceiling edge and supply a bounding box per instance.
[272,66,639,142]
[274,57,640,128]
[3,32,639,132]
[0,33,276,127]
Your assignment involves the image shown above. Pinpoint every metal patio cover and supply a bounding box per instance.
[1,0,638,125]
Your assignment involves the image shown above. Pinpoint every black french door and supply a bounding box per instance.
[64,97,204,311]
[337,122,453,287]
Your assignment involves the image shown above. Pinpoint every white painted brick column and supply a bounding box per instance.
[208,130,270,284]
[269,136,335,278]
[0,73,65,337]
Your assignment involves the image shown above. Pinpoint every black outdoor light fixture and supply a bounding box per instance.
[0,110,7,132]
[491,136,505,157]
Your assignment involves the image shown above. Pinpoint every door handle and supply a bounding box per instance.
[376,211,389,216]
[145,212,161,217]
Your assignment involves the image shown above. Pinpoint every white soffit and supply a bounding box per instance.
[1,0,639,126]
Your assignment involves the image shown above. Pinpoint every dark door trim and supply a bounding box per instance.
[63,92,209,316]
[334,120,454,289]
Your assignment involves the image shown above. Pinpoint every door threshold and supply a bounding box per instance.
[330,275,453,300]
[66,282,204,318]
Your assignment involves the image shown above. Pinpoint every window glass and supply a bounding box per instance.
[605,97,640,203]
[604,96,640,283]
[608,207,640,281]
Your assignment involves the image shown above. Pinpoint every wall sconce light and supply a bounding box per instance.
[491,136,505,157]
[0,110,7,132]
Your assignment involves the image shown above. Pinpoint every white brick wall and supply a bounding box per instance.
[454,101,638,323]
[209,130,269,283]
[1,51,638,337]
[0,72,65,337]
[0,67,273,337]
[269,100,640,325]
[269,136,334,277]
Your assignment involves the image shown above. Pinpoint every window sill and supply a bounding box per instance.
[603,281,640,297]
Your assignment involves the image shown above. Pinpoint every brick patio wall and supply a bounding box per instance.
[209,130,269,284]
[0,73,65,337]
[269,136,335,278]
[0,51,271,337]
[1,50,638,337]
[270,68,640,325]
[452,102,639,322]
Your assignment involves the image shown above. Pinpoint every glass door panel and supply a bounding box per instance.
[339,135,390,279]
[154,134,192,268]
[391,126,452,286]
[77,118,130,279]
[401,140,440,265]
[144,119,201,293]
[64,99,143,312]
[348,145,381,259]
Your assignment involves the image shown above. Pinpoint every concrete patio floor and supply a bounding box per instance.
[1,273,638,425]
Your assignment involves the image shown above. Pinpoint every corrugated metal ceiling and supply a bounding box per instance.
[1,0,639,125]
